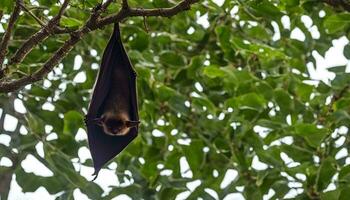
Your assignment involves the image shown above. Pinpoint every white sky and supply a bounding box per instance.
[1,0,350,199]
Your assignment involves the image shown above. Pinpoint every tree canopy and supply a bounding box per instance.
[1,0,350,199]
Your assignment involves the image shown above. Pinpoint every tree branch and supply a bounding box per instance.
[0,31,84,92]
[7,0,70,68]
[0,0,200,93]
[0,0,23,69]
[0,10,3,21]
[102,0,116,11]
[330,85,349,106]
[98,0,199,27]
[57,0,71,20]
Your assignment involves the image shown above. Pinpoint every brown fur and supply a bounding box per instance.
[96,64,139,136]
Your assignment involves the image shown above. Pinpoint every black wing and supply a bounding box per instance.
[85,23,139,178]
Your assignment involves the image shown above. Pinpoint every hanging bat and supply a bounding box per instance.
[85,23,139,178]
[93,62,139,136]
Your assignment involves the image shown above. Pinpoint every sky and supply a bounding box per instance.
[1,0,350,199]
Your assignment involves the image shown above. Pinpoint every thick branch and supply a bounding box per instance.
[0,0,200,93]
[8,0,70,67]
[98,0,199,27]
[0,0,23,67]
[0,30,85,93]
[130,0,197,16]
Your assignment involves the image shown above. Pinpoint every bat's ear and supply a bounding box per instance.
[93,117,104,126]
[125,120,140,128]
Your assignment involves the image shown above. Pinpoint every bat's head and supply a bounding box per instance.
[94,115,139,136]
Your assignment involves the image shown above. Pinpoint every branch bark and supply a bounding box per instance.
[0,0,200,93]
[0,0,23,70]
[98,0,199,27]
[7,0,70,68]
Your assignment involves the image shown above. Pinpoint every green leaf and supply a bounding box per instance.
[130,31,149,51]
[63,111,83,135]
[344,44,350,59]
[317,81,331,93]
[168,95,189,116]
[339,187,350,200]
[294,123,327,148]
[202,66,227,78]
[281,144,312,162]
[324,13,350,34]
[274,89,293,113]
[0,0,13,11]
[285,0,299,7]
[29,85,52,98]
[183,140,204,176]
[60,17,83,27]
[26,112,45,135]
[15,164,64,194]
[251,1,283,18]
[339,165,350,184]
[157,85,177,101]
[317,157,337,190]
[295,82,313,102]
[159,51,186,67]
[0,144,12,157]
[158,187,185,199]
[328,65,346,73]
[192,96,216,114]
[321,190,340,200]
[239,93,266,111]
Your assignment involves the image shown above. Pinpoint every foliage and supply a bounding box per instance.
[1,0,350,199]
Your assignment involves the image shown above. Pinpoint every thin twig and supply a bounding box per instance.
[7,0,70,68]
[0,0,23,69]
[323,84,350,118]
[143,15,149,33]
[18,2,48,28]
[0,10,3,21]
[57,0,71,20]
[330,85,349,108]
[102,0,115,11]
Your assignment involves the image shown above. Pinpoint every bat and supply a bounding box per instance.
[85,23,139,179]
[93,61,139,136]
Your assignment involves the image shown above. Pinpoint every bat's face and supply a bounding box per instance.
[94,116,139,136]
[104,118,128,136]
